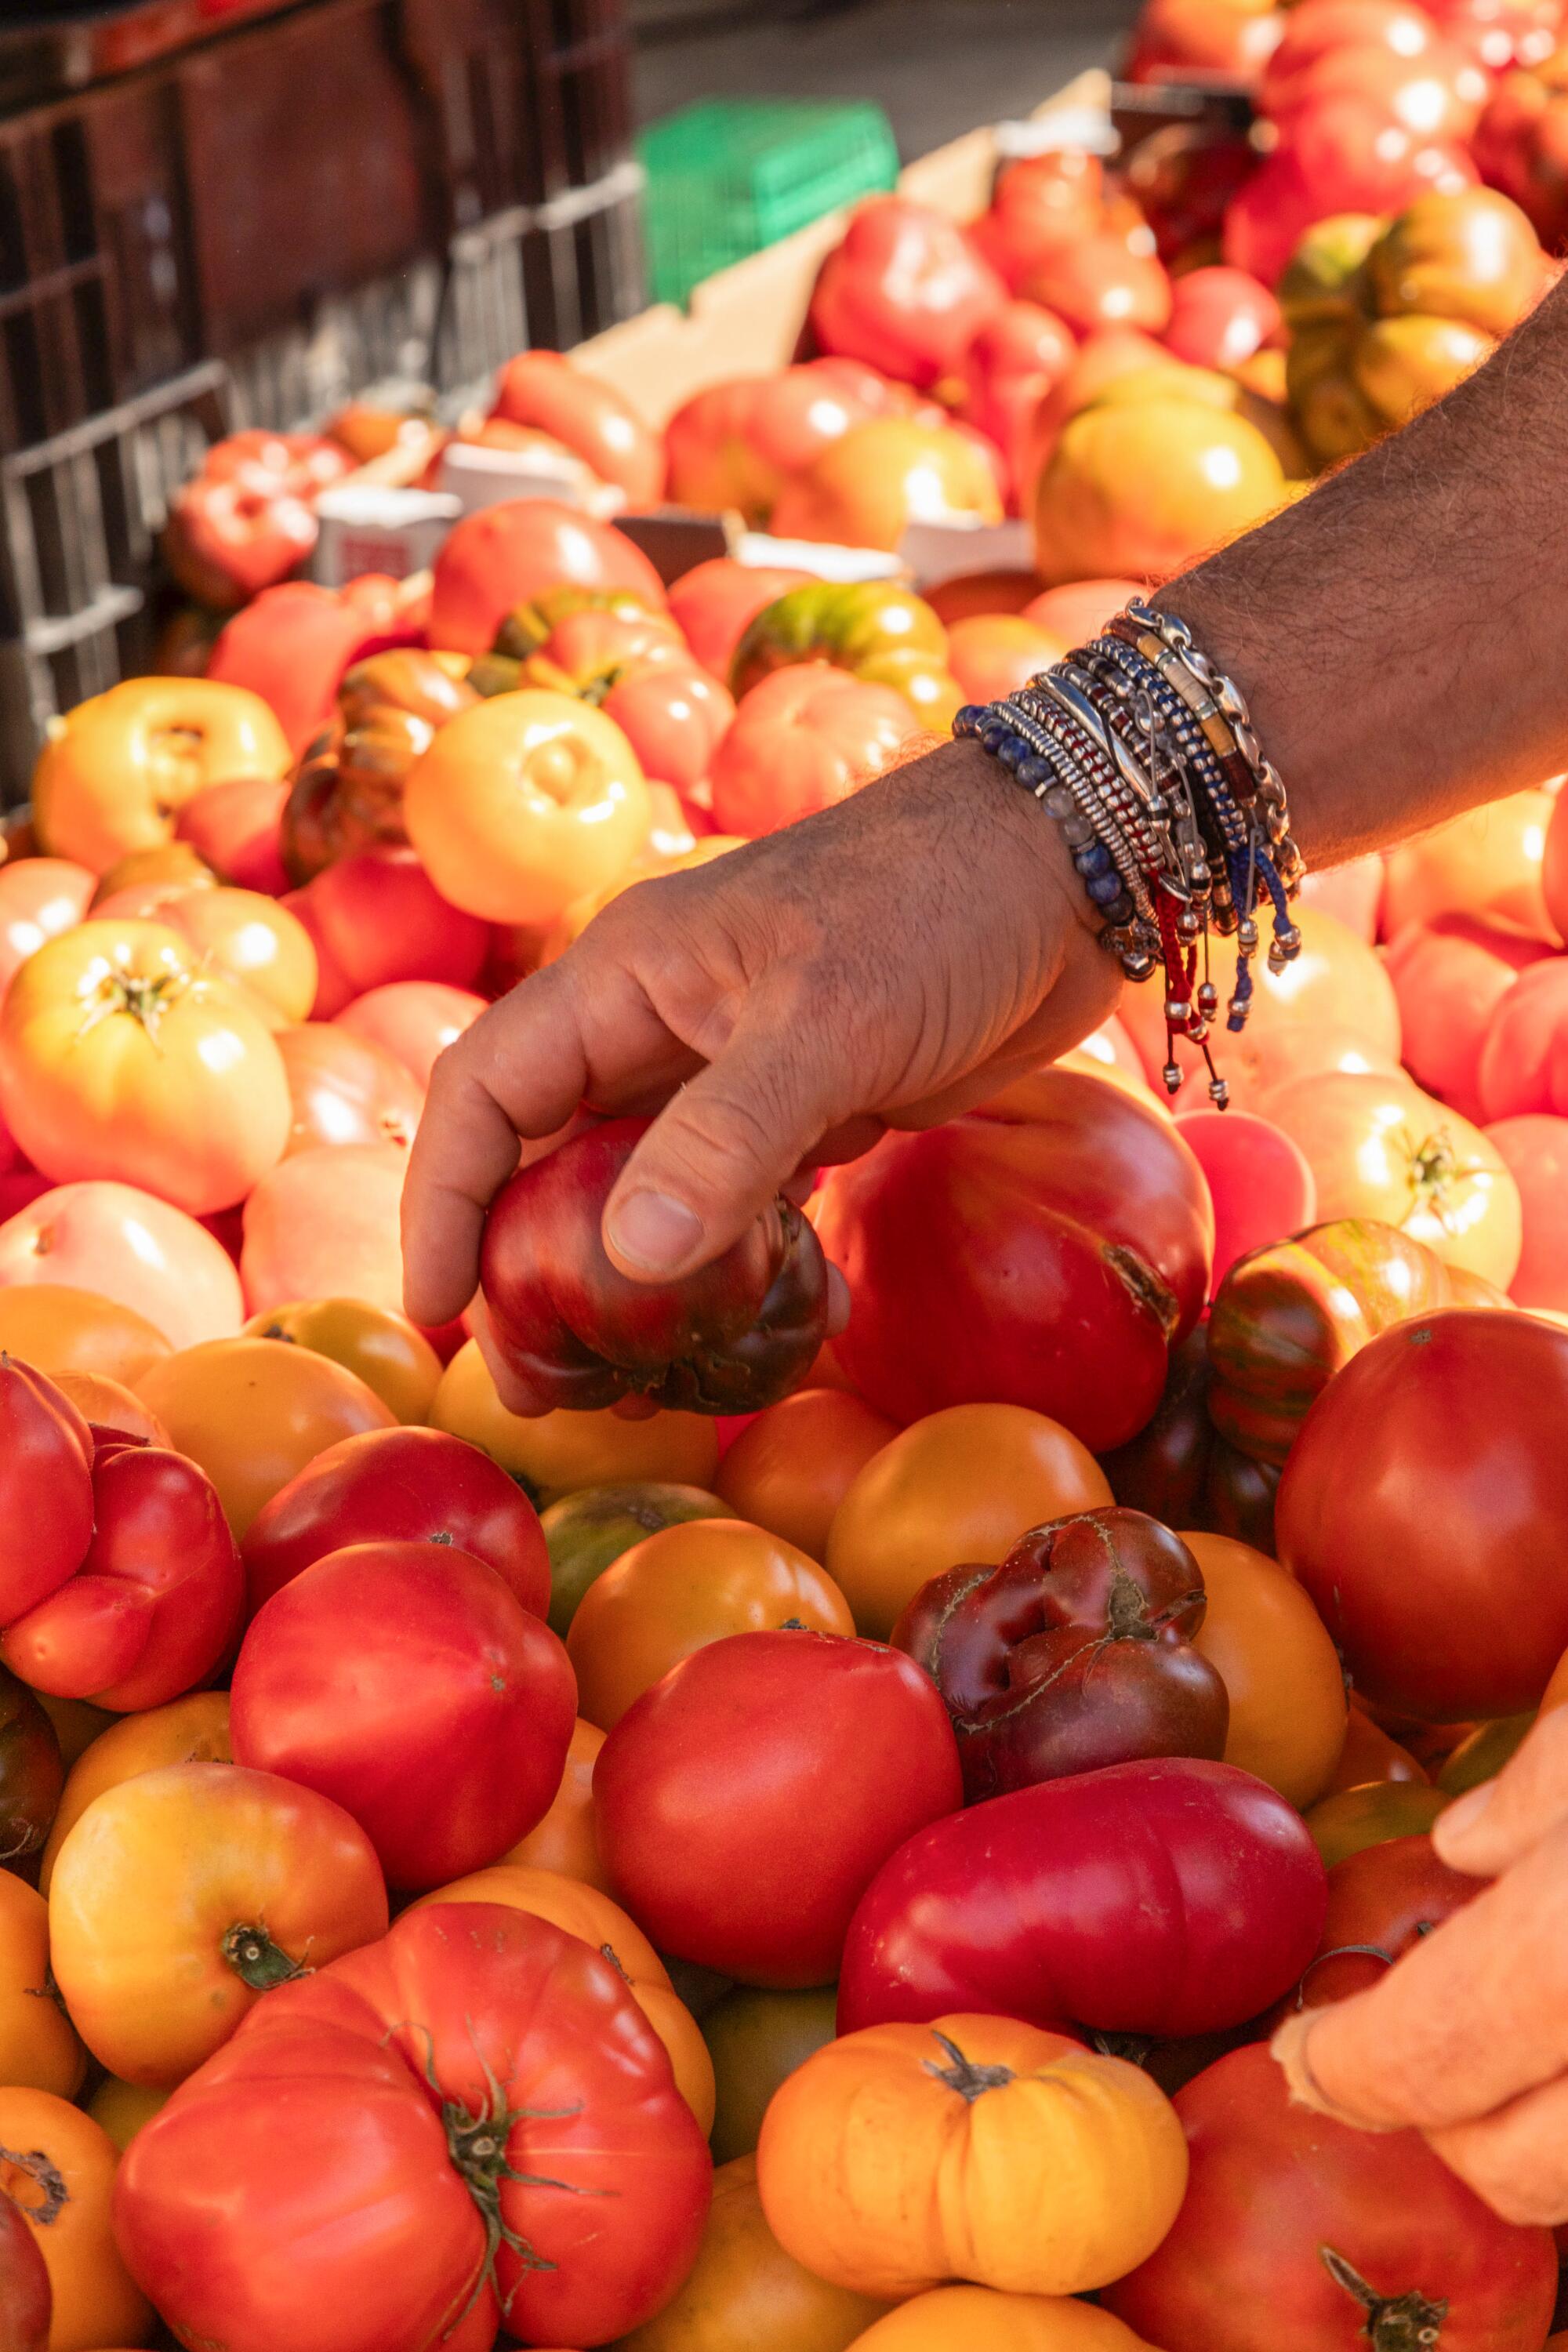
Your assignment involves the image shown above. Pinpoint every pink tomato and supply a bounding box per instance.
[1299,854,1384,941]
[333,982,487,1089]
[0,1181,243,1348]
[1486,1112,1568,1308]
[1021,578,1147,644]
[709,668,920,837]
[0,860,94,998]
[1385,915,1552,1123]
[1479,956,1568,1120]
[1174,1108,1318,1291]
[1162,266,1281,370]
[240,1142,407,1319]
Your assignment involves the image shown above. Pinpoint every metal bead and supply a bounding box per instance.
[1208,1076,1230,1109]
[1161,1062,1183,1094]
[1123,949,1157,981]
[1237,917,1259,951]
[1196,981,1219,1018]
[1165,999,1192,1027]
[1189,861,1210,887]
[1177,908,1201,940]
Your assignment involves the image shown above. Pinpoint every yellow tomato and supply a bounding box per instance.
[432,1337,719,1498]
[403,688,652,925]
[40,1691,231,1895]
[242,1297,443,1424]
[502,1715,612,1892]
[0,2089,153,2351]
[0,1283,171,1386]
[1185,1531,1348,1810]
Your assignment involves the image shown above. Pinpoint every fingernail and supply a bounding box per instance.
[606,1190,703,1275]
[1435,1781,1495,1844]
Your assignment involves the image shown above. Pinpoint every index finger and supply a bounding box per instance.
[1272,1821,1568,2132]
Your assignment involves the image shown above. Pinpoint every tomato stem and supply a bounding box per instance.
[1321,2244,1448,2347]
[0,2146,69,2227]
[222,1922,309,1991]
[923,2031,1017,2103]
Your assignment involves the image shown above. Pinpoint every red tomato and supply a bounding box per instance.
[595,1628,962,1987]
[1,1439,241,1711]
[709,667,920,837]
[0,2185,50,2352]
[1486,1112,1568,1308]
[427,499,666,660]
[114,1903,712,2352]
[175,777,290,896]
[1283,1833,1483,2015]
[284,848,488,1019]
[1480,957,1568,1120]
[1104,2044,1556,2351]
[240,1142,408,1320]
[666,559,815,679]
[207,576,426,758]
[665,364,892,521]
[809,197,1007,389]
[969,148,1107,288]
[274,1023,423,1156]
[1224,102,1478,284]
[1163,266,1281,370]
[332,982,485,1089]
[0,920,291,1217]
[839,1755,1325,2041]
[1173,1108,1317,1292]
[0,1181,244,1348]
[957,299,1076,499]
[1022,576,1149,642]
[0,860,94,999]
[1279,1308,1568,1716]
[1021,234,1174,339]
[230,1539,575,1889]
[241,1425,550,1620]
[1386,916,1553,1123]
[815,1069,1213,1452]
[596,655,734,796]
[0,1356,93,1623]
[489,350,666,506]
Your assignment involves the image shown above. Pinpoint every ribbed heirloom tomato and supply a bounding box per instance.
[114,1903,712,2352]
[0,921,291,1217]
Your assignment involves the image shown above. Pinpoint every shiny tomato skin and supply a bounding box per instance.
[709,667,920,838]
[0,1356,94,1623]
[815,1070,1213,1451]
[837,1757,1327,2041]
[601,658,734,796]
[809,197,1006,389]
[114,1901,712,2352]
[1278,1308,1568,1717]
[332,982,485,1090]
[230,1539,576,1889]
[241,1425,550,1620]
[274,1022,423,1156]
[1287,1832,1483,2013]
[428,499,666,660]
[0,1181,244,1351]
[0,1440,242,1711]
[666,559,815,679]
[489,350,666,506]
[594,1628,963,1987]
[1104,2043,1557,2352]
[0,859,94,997]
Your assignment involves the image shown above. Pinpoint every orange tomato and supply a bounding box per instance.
[771,419,1004,551]
[1325,1701,1429,1794]
[135,1336,396,1535]
[39,1692,231,1895]
[704,1984,840,2166]
[47,1370,169,1446]
[131,885,318,1025]
[1183,1531,1348,1809]
[48,1761,388,2086]
[412,1861,715,2133]
[0,1871,84,2096]
[0,1285,170,1386]
[86,2078,169,2154]
[944,614,1065,705]
[241,1297,442,1424]
[1382,788,1559,945]
[1021,578,1146,642]
[715,1389,900,1562]
[1257,1069,1523,1289]
[31,677,291,876]
[826,1404,1112,1639]
[0,920,291,1216]
[1542,1644,1568,1713]
[1033,391,1284,586]
[502,1715,612,1891]
[849,2286,1161,2350]
[432,1338,720,1500]
[0,2089,153,2351]
[612,2153,891,2352]
[403,688,652,926]
[567,1519,855,1730]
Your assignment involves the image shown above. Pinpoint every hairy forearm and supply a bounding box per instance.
[1160,274,1568,866]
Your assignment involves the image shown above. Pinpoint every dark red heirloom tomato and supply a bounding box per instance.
[230,1540,576,1890]
[481,1117,829,1416]
[814,1069,1214,1450]
[0,1357,93,1624]
[1104,2042,1557,2352]
[1278,1308,1568,1719]
[241,1425,550,1620]
[0,1664,62,1869]
[1276,1833,1483,2021]
[0,2186,50,2352]
[0,1438,242,1711]
[114,1902,712,2352]
[594,1627,963,1987]
[837,1757,1327,2041]
[1098,1327,1279,1555]
[891,1508,1229,1800]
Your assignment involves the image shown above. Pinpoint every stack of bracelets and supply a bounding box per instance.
[953,594,1305,1109]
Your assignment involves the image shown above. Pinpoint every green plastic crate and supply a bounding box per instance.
[637,99,899,310]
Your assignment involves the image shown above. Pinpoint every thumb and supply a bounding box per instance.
[601,1018,839,1281]
[1433,1701,1568,1878]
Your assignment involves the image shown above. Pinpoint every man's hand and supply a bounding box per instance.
[1273,1704,1568,2226]
[401,736,1119,1351]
